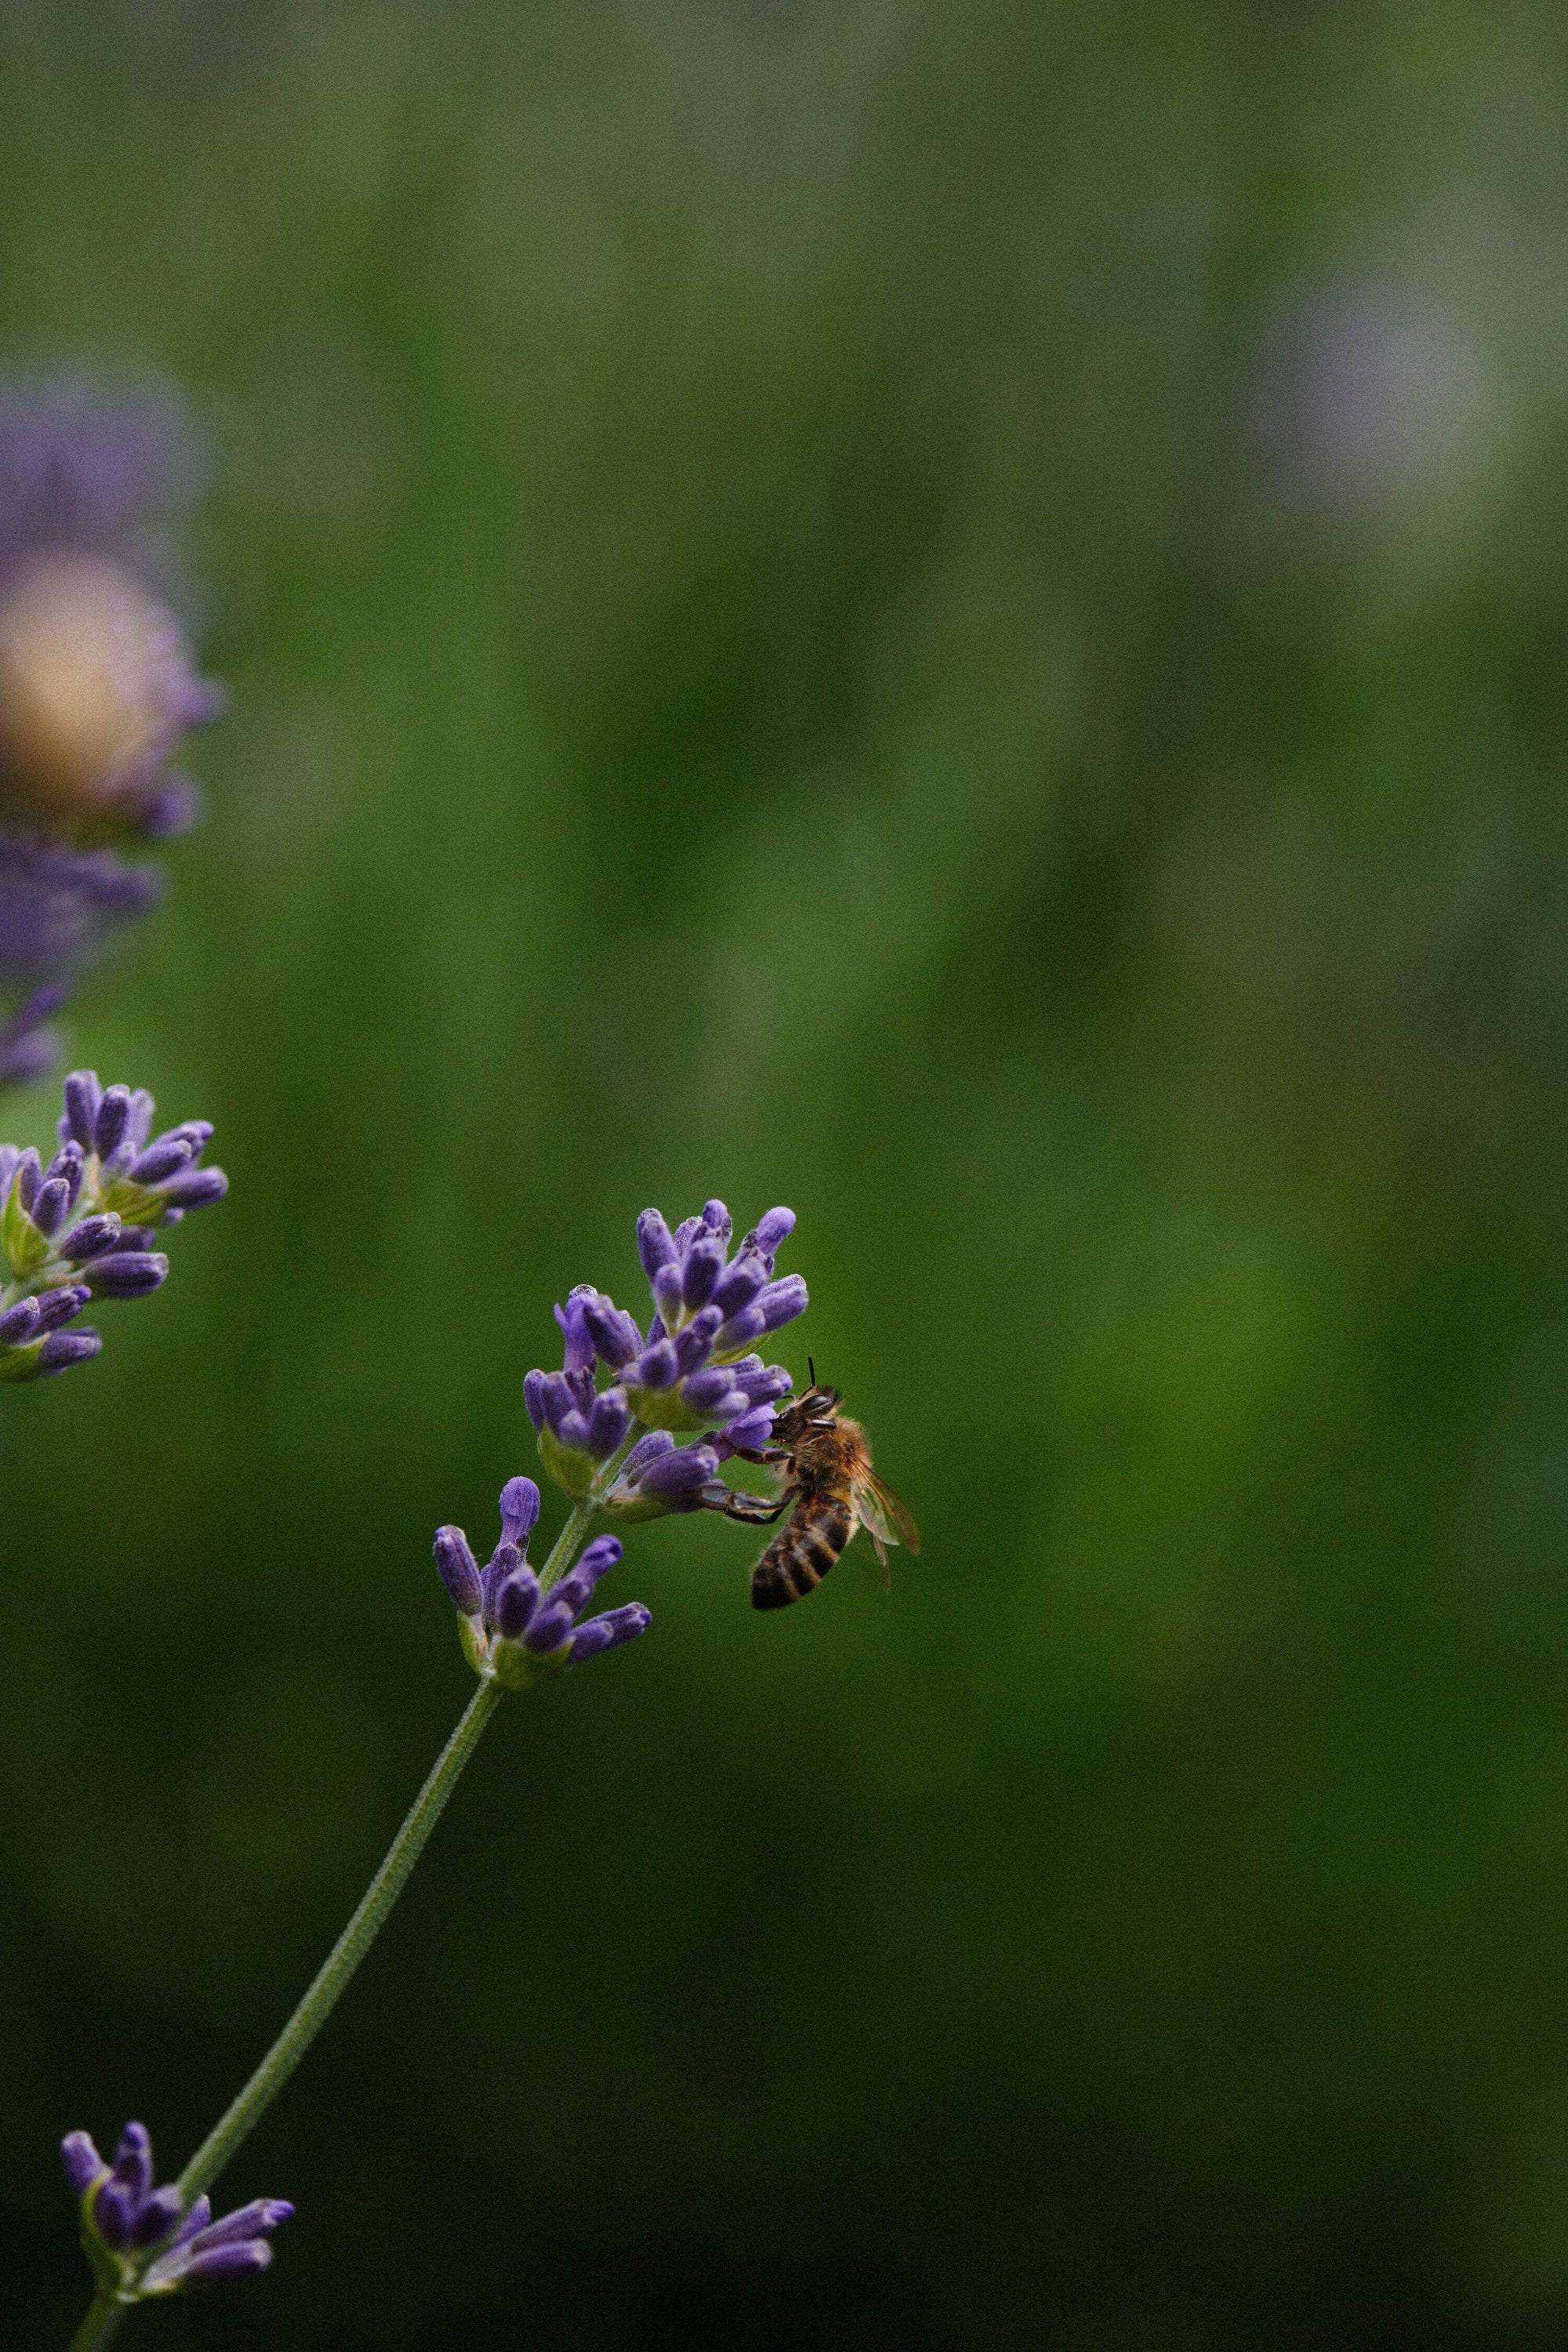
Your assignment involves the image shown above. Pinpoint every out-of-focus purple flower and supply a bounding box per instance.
[0,1067,223,1382]
[60,2120,290,2302]
[433,1481,651,1687]
[0,383,223,1087]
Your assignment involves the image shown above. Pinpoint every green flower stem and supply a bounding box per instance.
[65,1452,641,2347]
[67,2297,124,2352]
[174,1671,506,2204]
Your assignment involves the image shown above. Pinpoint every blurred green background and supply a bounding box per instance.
[7,2,1568,2343]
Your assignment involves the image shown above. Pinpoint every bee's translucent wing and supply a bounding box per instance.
[858,1472,920,1557]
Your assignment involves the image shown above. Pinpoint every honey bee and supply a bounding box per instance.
[719,1363,920,1610]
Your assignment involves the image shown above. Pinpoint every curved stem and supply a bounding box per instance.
[176,1673,505,2202]
[67,2296,124,2352]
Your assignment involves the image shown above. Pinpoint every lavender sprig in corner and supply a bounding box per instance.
[63,2120,290,2314]
[0,1066,225,1383]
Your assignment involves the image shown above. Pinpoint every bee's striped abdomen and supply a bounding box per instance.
[750,1495,854,1611]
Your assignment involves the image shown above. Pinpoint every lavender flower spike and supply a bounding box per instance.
[591,1200,806,1436]
[61,2118,290,2303]
[0,1065,223,1383]
[433,1489,652,1689]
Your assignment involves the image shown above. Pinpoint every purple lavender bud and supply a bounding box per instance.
[0,1022,59,1086]
[45,1138,84,1196]
[94,1083,131,1158]
[165,2195,212,2251]
[113,2120,154,2196]
[128,1134,194,1185]
[553,1287,596,1375]
[583,1293,641,1369]
[713,1305,766,1356]
[158,1165,227,1210]
[522,1595,575,1653]
[0,1295,39,1344]
[495,1562,543,1640]
[672,1214,703,1258]
[481,1539,521,1623]
[652,1264,684,1330]
[632,1338,677,1392]
[157,1119,214,1151]
[556,1408,592,1452]
[62,1069,103,1149]
[586,1387,630,1457]
[126,1089,156,1149]
[499,1475,540,1549]
[567,1602,652,1662]
[719,1405,776,1454]
[673,1305,721,1377]
[756,1275,808,1333]
[433,1526,482,1617]
[637,1443,720,1498]
[93,2177,135,2249]
[87,1250,168,1298]
[60,2131,105,2198]
[14,1144,40,1210]
[176,2240,276,2286]
[714,1253,767,1315]
[130,2183,185,2249]
[34,1283,89,1331]
[549,1533,623,1617]
[38,1327,100,1372]
[728,1357,793,1404]
[183,2198,295,2249]
[637,1207,677,1279]
[682,1367,749,1416]
[523,1369,548,1431]
[743,1206,796,1269]
[0,1145,18,1197]
[619,1428,675,1483]
[681,1237,724,1312]
[60,1210,121,1260]
[701,1200,732,1246]
[31,1174,69,1236]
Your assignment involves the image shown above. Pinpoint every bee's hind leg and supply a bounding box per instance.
[709,1486,789,1526]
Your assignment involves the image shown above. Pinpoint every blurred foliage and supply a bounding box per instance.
[5,2,1568,2344]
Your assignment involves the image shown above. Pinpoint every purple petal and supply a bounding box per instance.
[481,1539,522,1624]
[60,2131,105,2198]
[681,1367,748,1416]
[433,1526,482,1616]
[523,1370,548,1432]
[131,2184,184,2249]
[637,1208,677,1279]
[38,1327,100,1372]
[631,1338,677,1393]
[60,1211,121,1261]
[0,1296,40,1345]
[62,1070,102,1150]
[701,1200,732,1246]
[681,1238,724,1312]
[553,1287,597,1376]
[30,1177,70,1237]
[567,1602,652,1662]
[582,1294,641,1370]
[720,1405,777,1454]
[112,2122,154,2195]
[521,1595,575,1653]
[34,1283,89,1331]
[713,1305,766,1356]
[713,1254,767,1315]
[14,1145,40,1210]
[93,1085,131,1159]
[128,1135,194,1186]
[158,1166,227,1210]
[744,1206,796,1267]
[756,1275,808,1334]
[619,1429,674,1483]
[177,2239,275,2287]
[673,1305,721,1377]
[86,1250,168,1298]
[637,1443,721,1498]
[187,2197,295,2249]
[499,1475,540,1549]
[496,1563,543,1640]
[586,1388,630,1457]
[92,2177,135,2250]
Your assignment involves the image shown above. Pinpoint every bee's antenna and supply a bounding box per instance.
[808,1356,816,1388]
